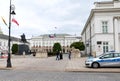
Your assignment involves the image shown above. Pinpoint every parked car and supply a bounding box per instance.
[85,52,120,68]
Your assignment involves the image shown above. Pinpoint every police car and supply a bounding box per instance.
[85,52,120,68]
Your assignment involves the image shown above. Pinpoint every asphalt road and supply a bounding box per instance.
[0,54,120,81]
[0,70,120,81]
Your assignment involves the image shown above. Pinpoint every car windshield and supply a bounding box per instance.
[96,53,110,58]
[97,52,117,58]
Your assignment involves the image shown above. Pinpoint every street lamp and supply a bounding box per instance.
[7,0,16,68]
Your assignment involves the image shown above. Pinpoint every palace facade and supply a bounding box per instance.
[29,34,81,53]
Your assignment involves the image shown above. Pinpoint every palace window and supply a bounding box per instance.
[102,21,108,33]
[103,42,109,53]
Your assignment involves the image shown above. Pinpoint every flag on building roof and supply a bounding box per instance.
[12,18,19,26]
[49,35,54,38]
[1,17,7,26]
[49,34,56,38]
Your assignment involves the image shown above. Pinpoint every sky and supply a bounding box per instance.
[0,0,111,38]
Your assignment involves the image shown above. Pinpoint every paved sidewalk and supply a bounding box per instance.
[0,55,120,73]
[0,55,68,71]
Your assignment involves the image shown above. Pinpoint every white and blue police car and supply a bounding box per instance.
[85,52,120,68]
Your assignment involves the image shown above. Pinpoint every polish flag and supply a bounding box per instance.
[12,18,19,26]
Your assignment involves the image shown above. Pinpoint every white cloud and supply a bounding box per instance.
[0,0,112,38]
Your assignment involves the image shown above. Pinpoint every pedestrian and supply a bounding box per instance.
[68,51,71,60]
[59,51,63,60]
[56,50,60,60]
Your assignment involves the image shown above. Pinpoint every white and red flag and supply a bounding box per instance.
[12,18,19,26]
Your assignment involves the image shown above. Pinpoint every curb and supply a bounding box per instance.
[65,68,120,73]
[0,67,13,70]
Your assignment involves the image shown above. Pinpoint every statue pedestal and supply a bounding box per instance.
[71,48,81,58]
[35,52,48,58]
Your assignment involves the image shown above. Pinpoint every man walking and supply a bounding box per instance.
[56,50,60,60]
[68,51,71,60]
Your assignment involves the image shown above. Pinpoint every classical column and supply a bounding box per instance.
[114,17,119,52]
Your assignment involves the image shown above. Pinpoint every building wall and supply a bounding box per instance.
[0,39,8,51]
[95,13,113,34]
[0,37,21,53]
[81,0,120,56]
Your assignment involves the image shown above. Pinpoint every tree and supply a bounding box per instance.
[70,42,85,51]
[12,44,18,54]
[53,42,62,53]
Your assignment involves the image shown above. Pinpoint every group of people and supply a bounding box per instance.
[56,50,71,60]
[56,51,63,60]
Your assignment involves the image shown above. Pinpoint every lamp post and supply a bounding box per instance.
[7,0,16,68]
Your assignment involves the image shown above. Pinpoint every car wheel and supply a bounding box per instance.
[92,62,99,68]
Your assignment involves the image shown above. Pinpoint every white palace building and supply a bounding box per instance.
[0,28,21,53]
[29,34,81,53]
[81,0,120,56]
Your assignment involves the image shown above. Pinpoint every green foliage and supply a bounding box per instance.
[70,42,85,51]
[53,42,62,53]
[12,44,18,54]
[47,52,55,57]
